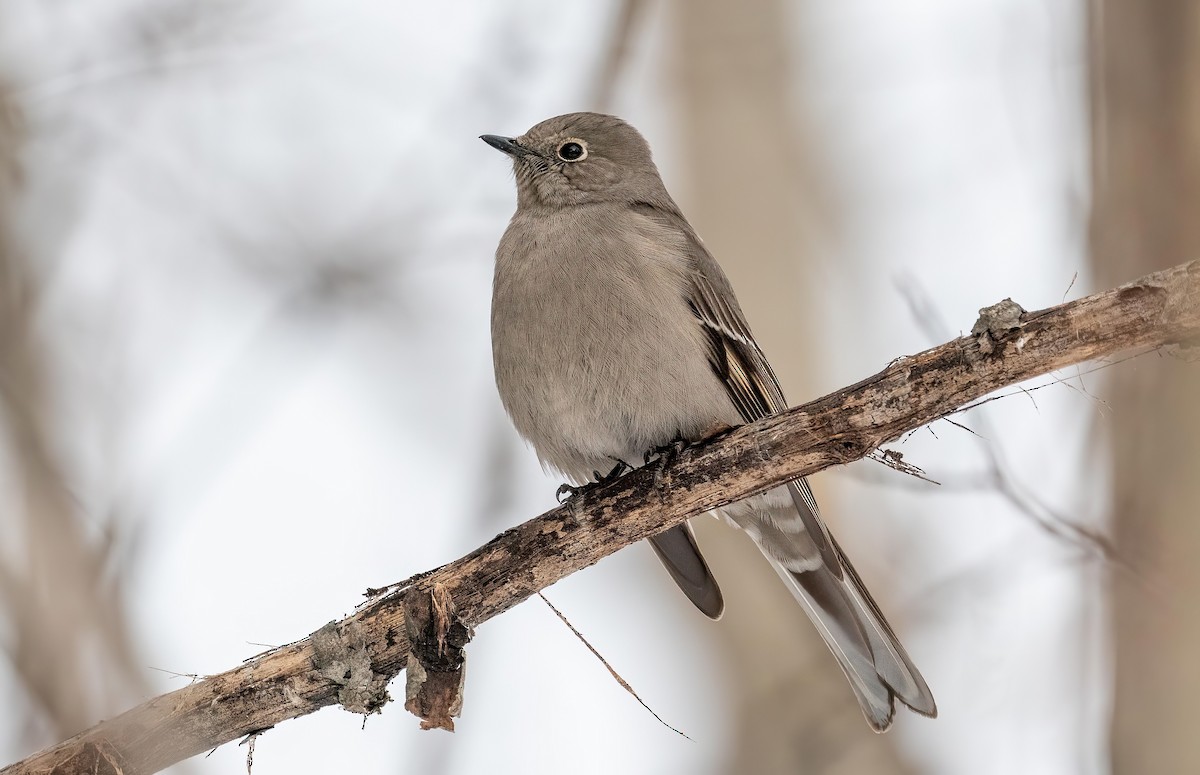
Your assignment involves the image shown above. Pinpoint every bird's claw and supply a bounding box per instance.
[556,482,583,504]
[556,482,587,526]
[556,460,631,525]
[558,460,632,505]
[644,433,689,466]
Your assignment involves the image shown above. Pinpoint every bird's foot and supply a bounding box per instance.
[555,482,587,527]
[556,482,583,504]
[556,460,631,526]
[643,434,691,492]
[644,433,689,467]
[593,459,632,486]
[556,460,631,505]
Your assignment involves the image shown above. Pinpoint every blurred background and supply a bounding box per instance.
[1,1,1196,773]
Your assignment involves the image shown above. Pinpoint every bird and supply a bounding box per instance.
[481,112,935,731]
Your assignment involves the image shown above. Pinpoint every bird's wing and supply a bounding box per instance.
[682,237,842,576]
[671,207,936,726]
[630,202,936,728]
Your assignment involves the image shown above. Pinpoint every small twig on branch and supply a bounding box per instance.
[538,592,690,739]
[894,278,1147,566]
[4,261,1198,775]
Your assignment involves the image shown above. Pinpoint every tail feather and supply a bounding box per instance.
[729,482,936,730]
[773,552,936,731]
[651,479,935,730]
[832,535,937,717]
[648,524,725,619]
[773,561,897,730]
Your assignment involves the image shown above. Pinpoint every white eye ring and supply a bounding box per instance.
[556,139,588,162]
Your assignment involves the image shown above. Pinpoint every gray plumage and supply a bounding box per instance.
[482,112,936,731]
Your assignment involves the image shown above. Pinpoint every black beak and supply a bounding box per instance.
[480,134,529,158]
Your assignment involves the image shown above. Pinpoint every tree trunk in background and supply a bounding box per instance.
[1089,3,1200,773]
[670,3,915,772]
[0,80,145,751]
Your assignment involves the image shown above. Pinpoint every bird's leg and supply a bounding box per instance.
[644,424,735,488]
[593,459,632,485]
[644,433,691,493]
[644,432,689,467]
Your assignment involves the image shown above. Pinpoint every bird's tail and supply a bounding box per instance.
[735,481,937,731]
[648,523,725,619]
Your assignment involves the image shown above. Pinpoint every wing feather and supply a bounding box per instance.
[686,248,842,576]
[628,201,936,726]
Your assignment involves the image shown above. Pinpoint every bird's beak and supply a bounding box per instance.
[480,134,531,158]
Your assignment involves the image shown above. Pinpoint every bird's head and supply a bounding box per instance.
[481,112,671,210]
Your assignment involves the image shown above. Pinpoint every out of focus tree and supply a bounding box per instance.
[1089,2,1200,772]
[671,1,916,772]
[0,78,144,749]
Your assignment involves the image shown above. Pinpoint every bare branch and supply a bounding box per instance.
[4,260,1199,775]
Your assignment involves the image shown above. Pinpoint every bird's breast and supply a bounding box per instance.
[490,209,735,478]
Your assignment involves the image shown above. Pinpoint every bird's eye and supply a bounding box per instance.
[557,140,587,162]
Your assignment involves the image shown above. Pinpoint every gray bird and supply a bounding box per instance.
[482,112,936,731]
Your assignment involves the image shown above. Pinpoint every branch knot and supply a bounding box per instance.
[971,298,1028,355]
[311,621,391,716]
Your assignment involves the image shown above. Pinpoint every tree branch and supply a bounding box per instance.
[5,261,1199,775]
